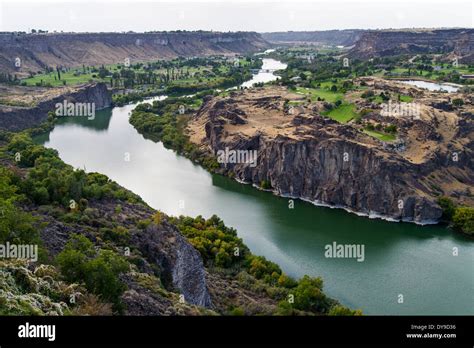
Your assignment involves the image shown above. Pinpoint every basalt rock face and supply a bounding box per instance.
[36,196,212,309]
[0,82,112,131]
[0,31,270,76]
[204,119,441,223]
[131,222,212,308]
[189,86,474,224]
[349,29,474,63]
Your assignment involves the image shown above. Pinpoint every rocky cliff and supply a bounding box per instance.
[0,31,270,76]
[349,29,474,63]
[261,30,364,46]
[0,82,112,131]
[187,85,473,224]
[36,206,213,311]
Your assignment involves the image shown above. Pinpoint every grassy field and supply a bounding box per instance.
[398,94,413,102]
[363,129,396,142]
[22,71,107,87]
[295,86,343,102]
[323,103,357,123]
[21,61,227,87]
[382,64,473,83]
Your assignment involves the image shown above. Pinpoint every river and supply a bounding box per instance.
[34,59,474,315]
[398,80,460,92]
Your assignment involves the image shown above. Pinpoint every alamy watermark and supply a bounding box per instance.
[381,100,420,119]
[324,241,365,262]
[18,322,55,342]
[0,242,38,262]
[55,100,96,120]
[216,147,258,167]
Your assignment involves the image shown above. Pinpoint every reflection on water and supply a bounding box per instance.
[241,58,287,88]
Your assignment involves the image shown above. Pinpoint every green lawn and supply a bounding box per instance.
[295,87,343,103]
[398,94,413,102]
[22,64,218,88]
[363,129,396,142]
[22,71,107,87]
[385,64,473,81]
[323,103,357,123]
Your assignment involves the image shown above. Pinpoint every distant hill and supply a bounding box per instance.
[0,31,270,77]
[262,29,473,63]
[261,30,365,47]
[348,29,474,63]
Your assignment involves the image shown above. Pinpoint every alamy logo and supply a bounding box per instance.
[18,322,56,341]
[381,100,420,119]
[55,100,96,120]
[0,242,38,262]
[216,147,258,167]
[325,241,365,262]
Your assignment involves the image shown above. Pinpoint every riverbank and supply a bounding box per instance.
[0,129,360,316]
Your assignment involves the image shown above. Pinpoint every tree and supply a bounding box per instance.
[293,275,330,313]
[437,197,456,220]
[384,124,397,134]
[56,234,129,308]
[328,304,363,316]
[452,207,474,235]
[98,65,109,79]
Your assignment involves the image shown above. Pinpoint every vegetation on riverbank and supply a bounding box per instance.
[1,129,359,315]
[438,197,474,235]
[171,214,361,315]
[129,94,221,172]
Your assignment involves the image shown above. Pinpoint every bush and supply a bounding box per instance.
[172,215,248,268]
[292,275,331,313]
[328,304,363,316]
[452,207,474,235]
[56,234,129,309]
[246,255,282,282]
[384,124,397,133]
[438,197,456,220]
[100,226,130,244]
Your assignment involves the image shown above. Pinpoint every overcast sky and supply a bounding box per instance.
[0,0,472,32]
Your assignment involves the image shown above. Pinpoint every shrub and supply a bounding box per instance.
[328,304,363,316]
[56,234,129,309]
[246,255,281,282]
[292,275,331,313]
[437,197,456,220]
[452,207,474,235]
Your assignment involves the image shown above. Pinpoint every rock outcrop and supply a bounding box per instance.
[188,85,473,224]
[36,198,212,309]
[131,222,212,308]
[0,82,112,131]
[349,29,474,63]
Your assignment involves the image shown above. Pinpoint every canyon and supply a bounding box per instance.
[349,29,474,63]
[187,81,473,224]
[0,31,269,77]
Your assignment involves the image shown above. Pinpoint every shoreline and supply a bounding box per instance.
[234,179,441,226]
